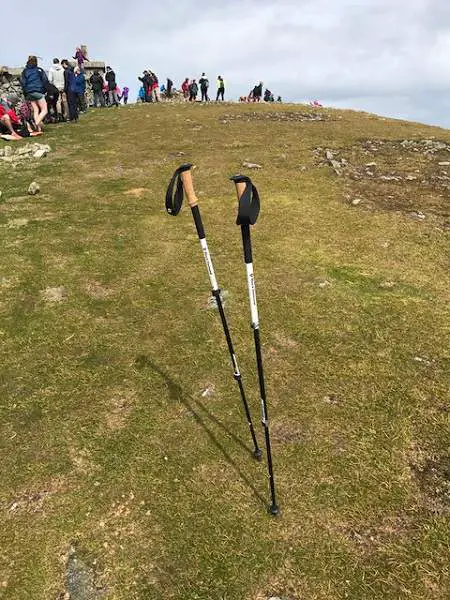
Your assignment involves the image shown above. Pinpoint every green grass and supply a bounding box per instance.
[0,102,449,599]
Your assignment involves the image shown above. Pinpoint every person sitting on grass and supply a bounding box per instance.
[0,99,22,139]
[20,55,48,132]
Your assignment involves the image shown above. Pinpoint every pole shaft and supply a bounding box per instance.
[241,224,279,513]
[190,205,261,459]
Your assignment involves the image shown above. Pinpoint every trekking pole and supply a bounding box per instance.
[230,174,280,516]
[165,164,262,461]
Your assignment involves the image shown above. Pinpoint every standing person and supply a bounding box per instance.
[48,58,66,120]
[73,47,89,71]
[105,66,119,106]
[20,56,48,132]
[138,86,145,102]
[138,70,152,102]
[253,82,263,102]
[216,75,225,101]
[61,59,78,121]
[189,79,198,102]
[199,73,209,102]
[149,71,160,102]
[166,78,173,98]
[89,70,105,107]
[181,78,190,100]
[45,82,59,122]
[121,86,129,104]
[74,67,86,112]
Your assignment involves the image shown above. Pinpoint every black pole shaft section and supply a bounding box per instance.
[253,327,278,514]
[241,223,279,515]
[190,205,262,461]
[215,292,261,459]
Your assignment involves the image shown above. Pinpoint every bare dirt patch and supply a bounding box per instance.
[410,448,450,515]
[84,281,113,299]
[314,139,450,225]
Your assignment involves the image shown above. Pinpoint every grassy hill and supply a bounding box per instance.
[0,102,448,600]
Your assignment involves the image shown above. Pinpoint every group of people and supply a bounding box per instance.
[0,50,128,141]
[136,71,226,103]
[180,75,226,102]
[239,82,281,103]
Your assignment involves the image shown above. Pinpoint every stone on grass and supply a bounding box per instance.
[7,218,29,228]
[351,198,362,206]
[242,161,262,169]
[201,384,215,398]
[207,289,229,309]
[33,148,48,159]
[42,286,66,303]
[28,181,40,195]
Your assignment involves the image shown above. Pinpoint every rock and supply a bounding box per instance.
[409,211,426,220]
[41,286,66,302]
[201,385,215,398]
[318,280,332,288]
[351,198,362,206]
[33,148,48,159]
[207,289,229,310]
[28,181,40,195]
[438,161,450,166]
[7,218,28,228]
[242,161,262,169]
[330,159,342,174]
[325,150,334,160]
[365,162,377,167]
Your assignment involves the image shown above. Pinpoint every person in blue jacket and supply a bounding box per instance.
[74,67,87,112]
[20,55,48,131]
[61,59,78,121]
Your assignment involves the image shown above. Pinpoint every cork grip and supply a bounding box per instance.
[180,169,199,208]
[233,181,246,201]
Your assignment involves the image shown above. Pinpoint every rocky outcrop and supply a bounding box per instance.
[0,68,24,103]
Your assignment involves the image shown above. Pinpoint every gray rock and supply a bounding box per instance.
[330,159,342,174]
[41,286,66,302]
[242,161,262,169]
[28,181,40,195]
[325,150,334,160]
[207,289,229,309]
[33,148,48,159]
[351,198,362,206]
[438,161,450,166]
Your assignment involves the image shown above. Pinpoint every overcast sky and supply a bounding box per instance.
[2,0,450,128]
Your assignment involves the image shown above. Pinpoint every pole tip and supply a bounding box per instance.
[254,449,263,462]
[269,504,280,516]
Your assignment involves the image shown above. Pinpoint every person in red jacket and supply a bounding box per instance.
[0,100,22,139]
[181,78,190,100]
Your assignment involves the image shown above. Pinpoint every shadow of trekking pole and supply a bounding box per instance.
[134,355,266,507]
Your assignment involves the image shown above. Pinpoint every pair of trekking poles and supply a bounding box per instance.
[165,164,279,515]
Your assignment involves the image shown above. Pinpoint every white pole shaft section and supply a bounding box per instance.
[199,238,219,291]
[245,262,260,329]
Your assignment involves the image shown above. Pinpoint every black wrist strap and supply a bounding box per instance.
[230,175,260,226]
[165,163,193,216]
